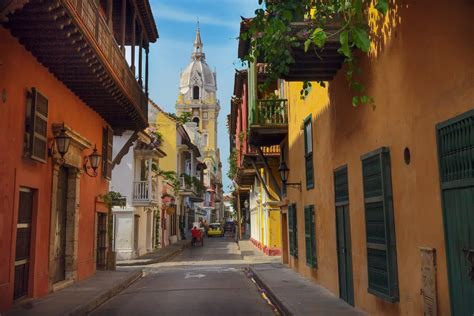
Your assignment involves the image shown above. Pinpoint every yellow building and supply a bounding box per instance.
[258,2,474,315]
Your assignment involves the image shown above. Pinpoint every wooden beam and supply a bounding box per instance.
[111,131,139,169]
[138,30,143,87]
[120,0,126,51]
[145,46,149,96]
[106,0,113,29]
[131,12,136,74]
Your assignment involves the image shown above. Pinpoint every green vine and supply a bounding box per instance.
[227,149,238,180]
[242,0,388,106]
[168,112,193,125]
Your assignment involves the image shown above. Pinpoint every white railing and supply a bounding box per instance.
[133,181,158,203]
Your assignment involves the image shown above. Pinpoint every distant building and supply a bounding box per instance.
[176,25,223,224]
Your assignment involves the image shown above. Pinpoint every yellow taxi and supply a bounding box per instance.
[207,223,223,237]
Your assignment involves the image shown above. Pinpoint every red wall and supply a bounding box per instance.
[0,28,109,311]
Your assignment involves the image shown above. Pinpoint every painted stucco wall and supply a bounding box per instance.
[0,28,109,311]
[154,112,177,174]
[282,1,473,315]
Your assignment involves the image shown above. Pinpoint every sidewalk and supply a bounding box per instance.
[249,263,366,316]
[239,239,282,263]
[6,270,141,316]
[117,239,191,266]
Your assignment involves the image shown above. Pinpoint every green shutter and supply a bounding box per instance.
[288,203,298,257]
[30,88,48,163]
[304,115,314,189]
[305,205,316,267]
[361,147,399,302]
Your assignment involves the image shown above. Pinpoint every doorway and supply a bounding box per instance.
[53,166,68,284]
[437,110,474,315]
[334,166,354,306]
[13,188,34,300]
[96,213,107,269]
[281,211,289,264]
[134,215,140,253]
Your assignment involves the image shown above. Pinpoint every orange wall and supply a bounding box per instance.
[284,1,473,315]
[0,28,109,311]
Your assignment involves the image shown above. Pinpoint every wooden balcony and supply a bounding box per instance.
[132,180,158,206]
[249,99,288,146]
[283,22,345,82]
[2,0,154,130]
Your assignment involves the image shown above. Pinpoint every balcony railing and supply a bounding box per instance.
[133,181,158,204]
[65,0,147,115]
[253,99,288,126]
[3,0,148,129]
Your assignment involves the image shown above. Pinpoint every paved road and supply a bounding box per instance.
[92,237,277,316]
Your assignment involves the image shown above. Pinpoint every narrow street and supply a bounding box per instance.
[92,237,277,316]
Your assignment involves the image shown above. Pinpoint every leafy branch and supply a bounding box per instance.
[242,0,388,106]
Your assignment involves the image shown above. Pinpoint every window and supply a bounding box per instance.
[25,88,48,162]
[102,126,113,180]
[303,115,314,189]
[288,203,298,257]
[193,86,200,100]
[304,205,316,267]
[192,117,200,127]
[361,147,399,302]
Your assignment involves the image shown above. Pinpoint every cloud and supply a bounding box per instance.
[153,3,240,29]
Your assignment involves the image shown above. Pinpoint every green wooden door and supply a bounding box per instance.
[437,110,474,315]
[334,166,354,306]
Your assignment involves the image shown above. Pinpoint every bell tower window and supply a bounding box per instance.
[193,86,200,100]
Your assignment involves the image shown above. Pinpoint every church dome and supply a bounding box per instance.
[179,60,216,94]
[178,25,217,95]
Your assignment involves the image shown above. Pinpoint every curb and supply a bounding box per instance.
[117,242,190,267]
[248,266,292,316]
[69,270,142,316]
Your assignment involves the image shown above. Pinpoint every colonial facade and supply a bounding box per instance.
[110,131,165,260]
[235,1,473,315]
[0,0,157,311]
[229,55,283,255]
[176,25,224,225]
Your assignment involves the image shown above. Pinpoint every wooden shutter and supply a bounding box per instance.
[304,205,316,267]
[30,88,48,162]
[102,127,113,179]
[303,115,314,189]
[361,147,399,302]
[288,203,298,257]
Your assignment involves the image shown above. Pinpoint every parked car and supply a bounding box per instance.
[207,223,224,237]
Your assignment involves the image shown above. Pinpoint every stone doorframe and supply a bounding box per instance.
[48,124,92,291]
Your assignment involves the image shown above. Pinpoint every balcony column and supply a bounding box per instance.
[145,45,149,96]
[138,30,143,87]
[120,0,126,53]
[190,150,195,178]
[148,158,153,200]
[106,0,113,29]
[131,12,136,74]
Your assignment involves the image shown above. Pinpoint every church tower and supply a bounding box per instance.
[176,24,220,153]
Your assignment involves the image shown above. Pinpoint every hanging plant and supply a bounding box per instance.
[241,0,388,106]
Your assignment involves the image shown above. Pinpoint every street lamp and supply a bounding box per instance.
[244,199,249,209]
[83,145,101,177]
[50,124,71,164]
[278,160,301,191]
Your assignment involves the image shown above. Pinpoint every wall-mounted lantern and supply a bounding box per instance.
[50,123,71,164]
[244,199,249,209]
[83,145,101,177]
[278,160,302,191]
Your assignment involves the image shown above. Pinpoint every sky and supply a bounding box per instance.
[147,0,259,193]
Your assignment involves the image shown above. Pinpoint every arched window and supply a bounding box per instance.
[193,86,200,100]
[192,117,200,126]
